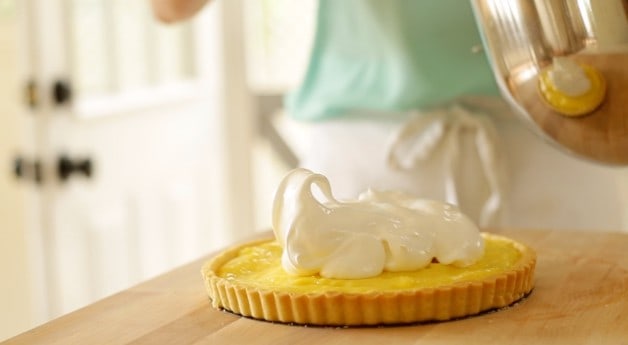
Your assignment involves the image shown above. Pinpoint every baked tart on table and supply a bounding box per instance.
[202,169,536,326]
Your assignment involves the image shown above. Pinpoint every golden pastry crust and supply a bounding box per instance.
[202,233,536,326]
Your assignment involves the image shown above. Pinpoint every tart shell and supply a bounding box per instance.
[201,233,536,326]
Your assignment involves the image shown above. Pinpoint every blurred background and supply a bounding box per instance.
[0,0,316,340]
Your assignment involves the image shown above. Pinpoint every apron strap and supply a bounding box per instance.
[387,104,505,226]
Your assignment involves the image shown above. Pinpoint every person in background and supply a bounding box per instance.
[150,0,626,231]
[150,0,209,23]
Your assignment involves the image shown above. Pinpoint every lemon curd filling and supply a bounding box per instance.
[538,62,606,117]
[217,235,522,294]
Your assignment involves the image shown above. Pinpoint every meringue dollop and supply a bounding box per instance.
[271,168,485,279]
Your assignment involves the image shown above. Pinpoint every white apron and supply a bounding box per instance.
[279,98,627,231]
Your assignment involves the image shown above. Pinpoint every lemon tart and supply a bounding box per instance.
[202,169,536,326]
[202,233,535,326]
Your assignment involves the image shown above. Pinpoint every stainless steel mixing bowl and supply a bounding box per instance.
[472,0,628,164]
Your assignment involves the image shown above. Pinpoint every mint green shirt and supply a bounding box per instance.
[286,0,499,121]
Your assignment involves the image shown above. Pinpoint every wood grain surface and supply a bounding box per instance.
[513,53,628,164]
[3,229,628,345]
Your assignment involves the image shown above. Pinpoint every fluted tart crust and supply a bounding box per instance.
[201,233,535,326]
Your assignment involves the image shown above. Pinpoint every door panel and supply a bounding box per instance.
[47,103,220,314]
[27,0,254,320]
[68,0,196,113]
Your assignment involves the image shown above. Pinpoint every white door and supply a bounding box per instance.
[0,0,44,339]
[16,0,255,323]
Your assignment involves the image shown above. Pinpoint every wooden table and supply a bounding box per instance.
[4,229,628,345]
